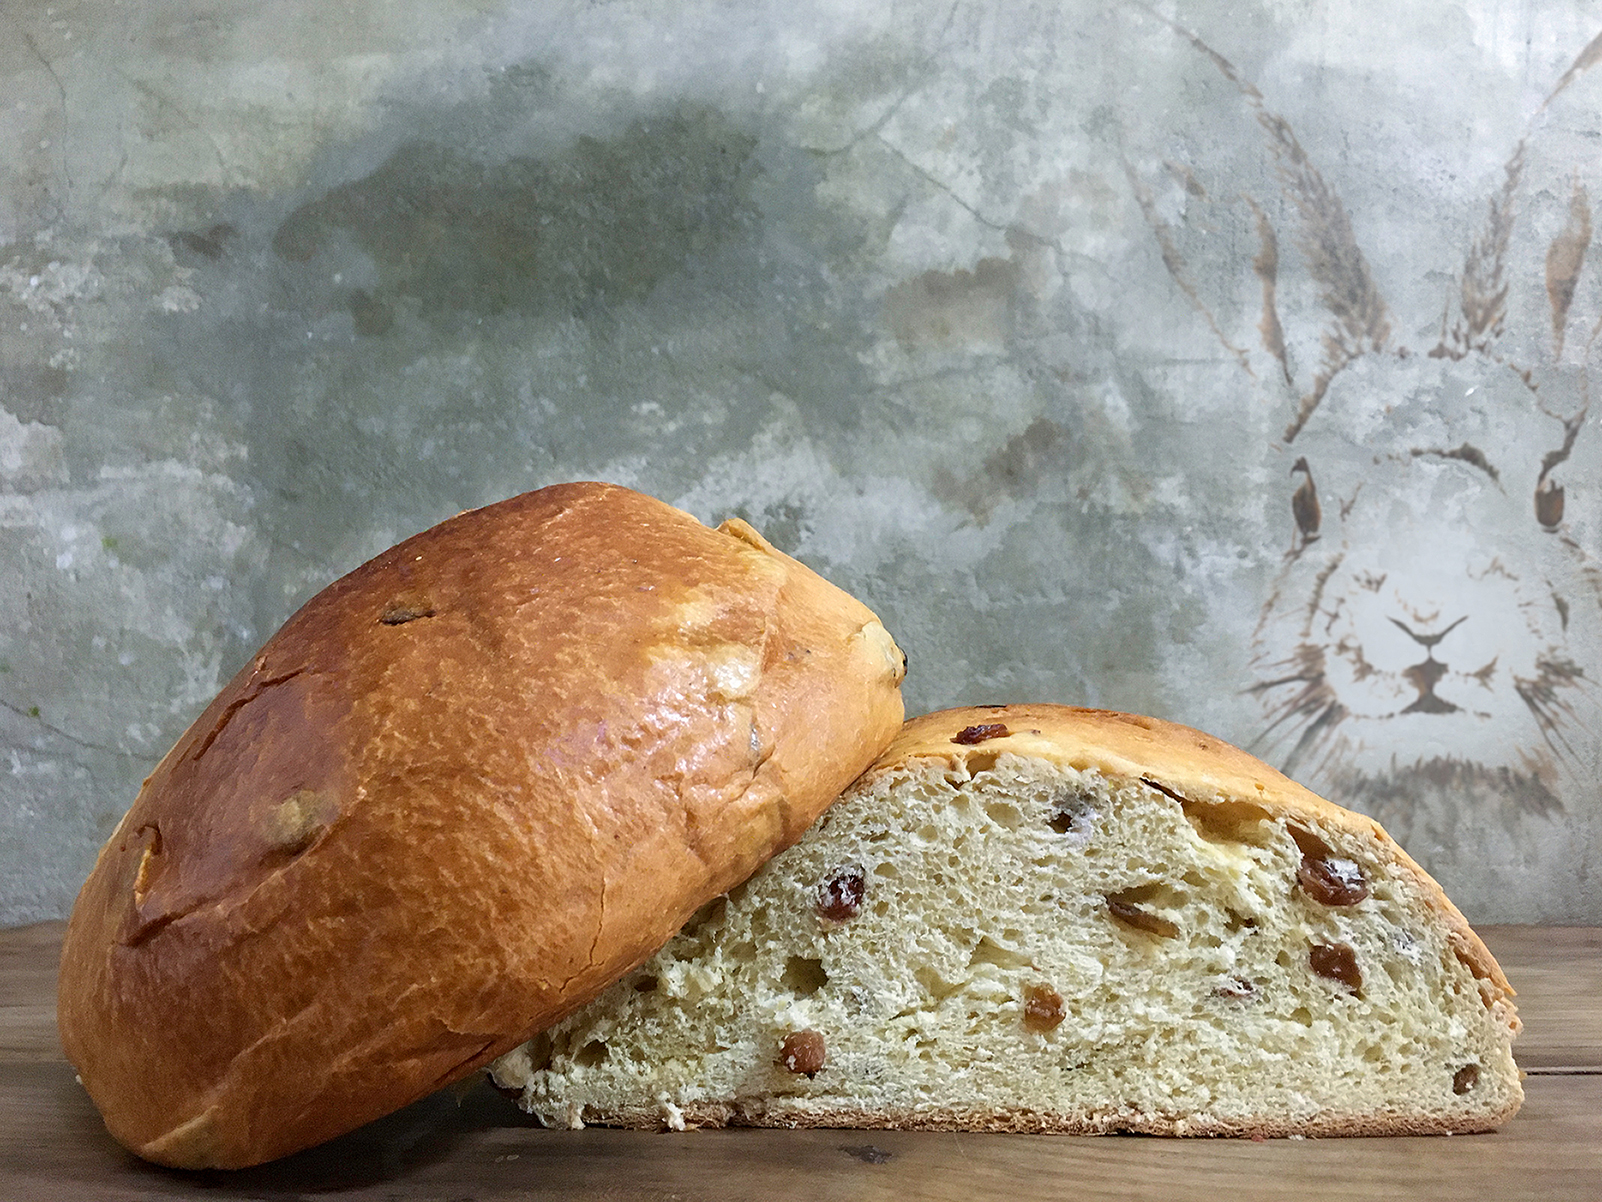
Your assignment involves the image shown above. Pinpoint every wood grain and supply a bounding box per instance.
[1480,926,1602,1071]
[3,921,1597,1200]
[0,920,63,1063]
[3,1063,1598,1202]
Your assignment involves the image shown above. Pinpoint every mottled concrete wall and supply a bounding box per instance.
[4,1,1601,924]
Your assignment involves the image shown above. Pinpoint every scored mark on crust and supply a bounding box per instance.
[189,668,307,761]
[426,1036,503,1092]
[119,909,181,948]
[379,602,436,625]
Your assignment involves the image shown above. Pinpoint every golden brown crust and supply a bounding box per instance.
[56,482,905,1169]
[877,706,1515,1004]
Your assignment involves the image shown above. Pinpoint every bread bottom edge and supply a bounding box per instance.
[536,1094,1524,1138]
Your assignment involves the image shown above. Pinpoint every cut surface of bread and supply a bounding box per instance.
[491,705,1521,1136]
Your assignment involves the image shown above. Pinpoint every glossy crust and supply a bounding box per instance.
[56,482,906,1169]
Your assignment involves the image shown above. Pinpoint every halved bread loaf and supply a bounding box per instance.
[57,482,906,1168]
[491,704,1522,1136]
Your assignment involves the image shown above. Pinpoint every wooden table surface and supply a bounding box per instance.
[4,922,1598,1200]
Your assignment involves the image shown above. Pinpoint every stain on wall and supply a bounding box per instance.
[272,108,760,323]
[884,256,1021,349]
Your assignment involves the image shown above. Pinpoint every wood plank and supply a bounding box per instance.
[0,921,63,1063]
[1478,926,1602,1071]
[3,921,1598,1199]
[2,1062,1598,1201]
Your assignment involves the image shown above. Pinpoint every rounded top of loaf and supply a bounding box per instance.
[57,481,905,1168]
[873,705,1511,998]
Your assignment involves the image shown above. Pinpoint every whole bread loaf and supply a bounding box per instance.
[492,704,1521,1136]
[57,482,906,1168]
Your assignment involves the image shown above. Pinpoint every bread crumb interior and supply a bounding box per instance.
[491,752,1519,1133]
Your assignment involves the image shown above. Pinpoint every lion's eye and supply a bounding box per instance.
[1535,479,1564,530]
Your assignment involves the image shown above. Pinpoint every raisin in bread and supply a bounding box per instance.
[490,705,1521,1136]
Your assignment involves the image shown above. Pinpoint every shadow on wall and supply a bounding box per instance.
[271,107,761,333]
